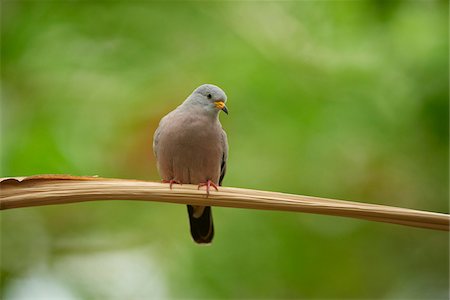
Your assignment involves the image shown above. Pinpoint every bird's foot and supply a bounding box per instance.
[197,180,219,197]
[162,179,182,190]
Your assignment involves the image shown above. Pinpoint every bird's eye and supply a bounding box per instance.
[207,94,212,99]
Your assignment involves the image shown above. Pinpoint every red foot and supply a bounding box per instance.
[197,180,219,197]
[162,179,182,190]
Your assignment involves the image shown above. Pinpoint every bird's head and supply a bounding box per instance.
[186,84,228,115]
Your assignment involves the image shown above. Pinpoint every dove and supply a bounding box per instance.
[153,84,229,244]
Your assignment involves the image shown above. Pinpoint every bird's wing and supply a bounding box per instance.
[219,128,228,186]
[153,113,170,159]
[153,125,161,158]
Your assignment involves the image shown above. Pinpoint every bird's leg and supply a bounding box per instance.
[162,179,182,190]
[197,180,219,197]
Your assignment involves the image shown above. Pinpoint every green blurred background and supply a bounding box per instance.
[1,1,448,299]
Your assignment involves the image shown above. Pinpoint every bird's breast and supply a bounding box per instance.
[156,114,223,184]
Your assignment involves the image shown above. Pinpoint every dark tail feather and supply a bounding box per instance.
[187,205,214,244]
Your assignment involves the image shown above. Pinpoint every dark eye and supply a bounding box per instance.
[207,94,212,99]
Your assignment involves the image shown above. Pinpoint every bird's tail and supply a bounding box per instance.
[187,205,214,244]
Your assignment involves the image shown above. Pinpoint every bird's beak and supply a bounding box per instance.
[214,101,229,114]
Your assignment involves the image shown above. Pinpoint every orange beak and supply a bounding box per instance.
[214,101,229,114]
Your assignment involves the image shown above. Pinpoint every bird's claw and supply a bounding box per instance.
[197,180,219,197]
[162,179,182,190]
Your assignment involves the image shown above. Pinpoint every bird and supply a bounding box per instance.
[153,84,229,244]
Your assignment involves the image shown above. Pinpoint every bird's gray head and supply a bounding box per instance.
[184,84,228,115]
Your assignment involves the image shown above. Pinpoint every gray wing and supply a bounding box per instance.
[153,125,161,159]
[218,129,228,186]
[153,114,169,159]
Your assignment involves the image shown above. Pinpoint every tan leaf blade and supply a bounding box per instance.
[1,175,448,231]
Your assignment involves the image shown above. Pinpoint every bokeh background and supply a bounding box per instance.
[1,1,448,299]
